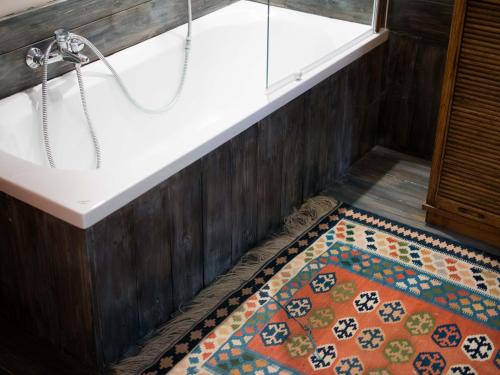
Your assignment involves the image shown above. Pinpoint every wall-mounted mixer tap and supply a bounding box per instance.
[26,28,89,69]
[26,28,99,169]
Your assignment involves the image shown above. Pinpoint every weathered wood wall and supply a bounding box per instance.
[0,0,377,101]
[0,0,55,18]
[0,0,236,100]
[0,44,386,373]
[252,0,374,24]
[378,0,454,159]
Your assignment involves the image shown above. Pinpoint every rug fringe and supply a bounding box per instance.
[111,195,338,375]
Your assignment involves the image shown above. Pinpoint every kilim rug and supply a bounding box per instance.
[138,203,500,375]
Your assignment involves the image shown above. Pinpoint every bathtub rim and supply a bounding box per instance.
[0,28,388,229]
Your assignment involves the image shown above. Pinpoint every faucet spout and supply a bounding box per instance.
[61,50,90,64]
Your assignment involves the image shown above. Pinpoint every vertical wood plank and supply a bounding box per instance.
[303,78,332,198]
[409,44,447,158]
[36,213,96,365]
[87,204,139,366]
[336,64,358,175]
[230,127,258,263]
[256,112,284,239]
[353,49,382,160]
[202,143,233,286]
[0,197,39,337]
[281,96,306,216]
[324,72,346,182]
[378,0,453,160]
[0,194,16,319]
[378,34,419,151]
[133,184,173,337]
[388,0,453,44]
[168,161,204,308]
[344,61,363,165]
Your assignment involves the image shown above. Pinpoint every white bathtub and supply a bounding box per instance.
[0,1,387,228]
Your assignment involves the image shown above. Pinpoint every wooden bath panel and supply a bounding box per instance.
[0,45,386,373]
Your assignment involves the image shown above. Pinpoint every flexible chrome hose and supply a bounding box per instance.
[75,64,102,168]
[68,31,191,114]
[42,42,102,169]
[42,40,57,168]
[76,0,193,114]
[41,0,192,167]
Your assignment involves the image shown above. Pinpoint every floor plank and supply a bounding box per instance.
[325,146,499,256]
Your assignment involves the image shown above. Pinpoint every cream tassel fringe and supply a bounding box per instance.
[112,195,339,375]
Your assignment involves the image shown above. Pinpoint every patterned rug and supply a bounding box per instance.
[141,204,500,375]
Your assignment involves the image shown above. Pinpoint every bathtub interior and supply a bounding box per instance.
[0,1,378,171]
[0,2,269,170]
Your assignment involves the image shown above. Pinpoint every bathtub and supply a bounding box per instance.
[0,1,387,228]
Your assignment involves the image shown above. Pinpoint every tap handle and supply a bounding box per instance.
[54,28,70,41]
[54,29,85,53]
[70,40,85,53]
[54,29,70,50]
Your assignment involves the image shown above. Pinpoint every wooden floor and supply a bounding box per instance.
[325,146,499,256]
[1,146,498,375]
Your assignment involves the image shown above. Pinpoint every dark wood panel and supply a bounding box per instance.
[256,108,285,239]
[87,204,138,367]
[0,0,235,100]
[230,127,259,262]
[378,0,453,159]
[33,212,96,364]
[253,0,375,24]
[0,0,149,54]
[378,35,419,152]
[326,73,348,181]
[132,182,173,337]
[0,194,96,369]
[303,77,332,198]
[202,142,233,286]
[281,96,306,217]
[378,33,448,159]
[345,55,377,162]
[388,0,453,44]
[331,48,382,182]
[409,44,448,158]
[167,161,204,308]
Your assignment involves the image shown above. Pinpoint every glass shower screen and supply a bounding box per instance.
[265,0,378,90]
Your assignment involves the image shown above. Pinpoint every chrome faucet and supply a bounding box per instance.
[26,29,89,69]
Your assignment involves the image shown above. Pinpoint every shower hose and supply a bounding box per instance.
[41,9,192,169]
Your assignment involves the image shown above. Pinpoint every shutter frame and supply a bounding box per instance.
[425,0,500,247]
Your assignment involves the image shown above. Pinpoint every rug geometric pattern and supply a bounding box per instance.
[141,204,500,375]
